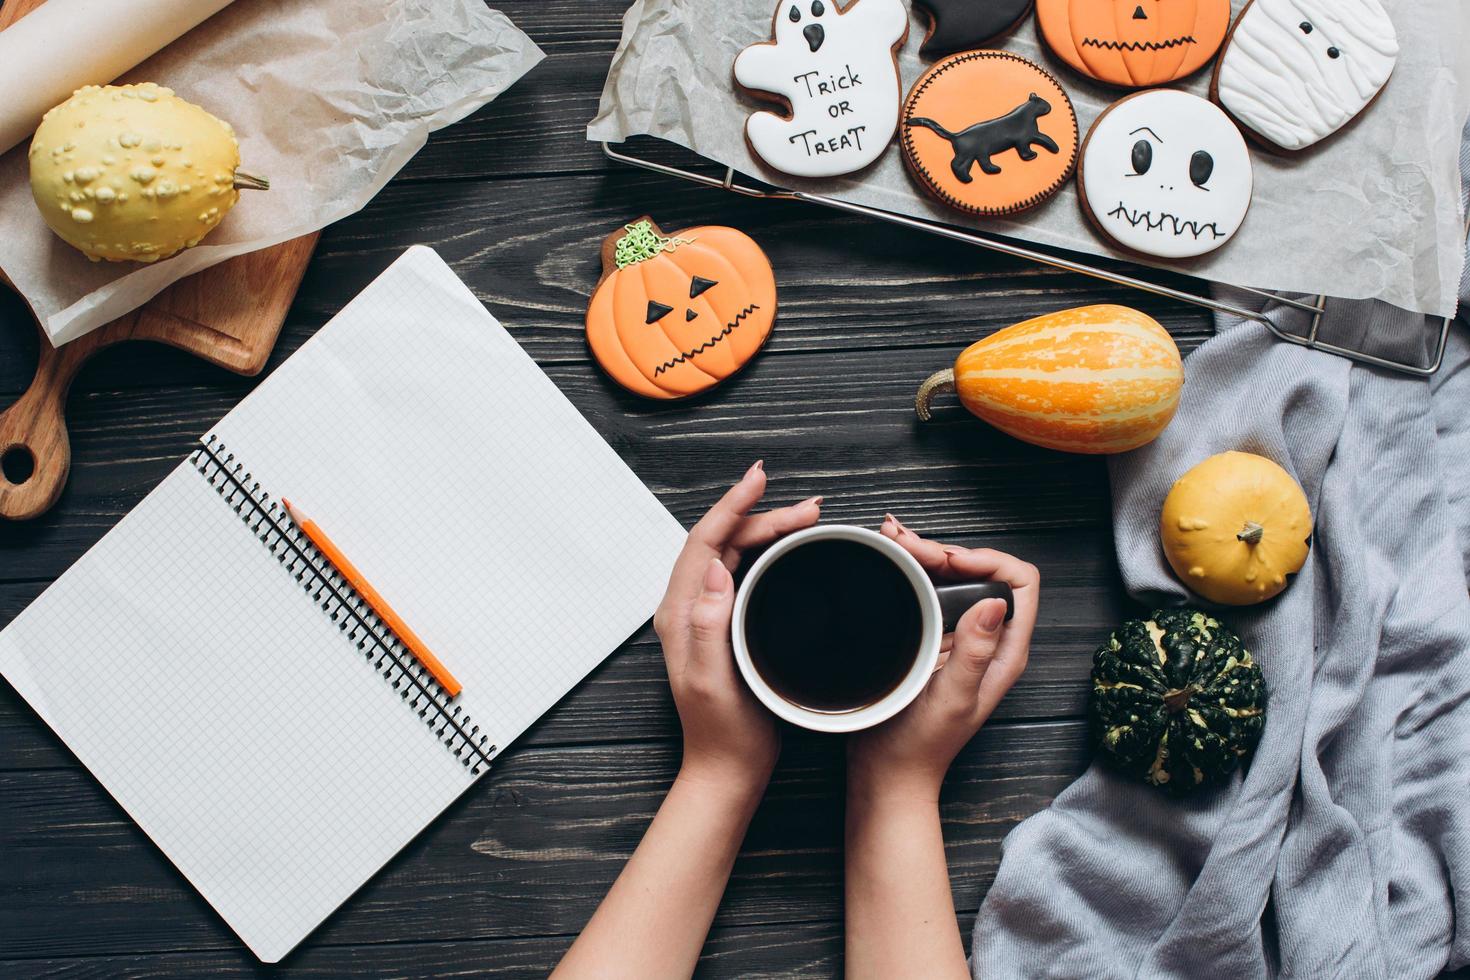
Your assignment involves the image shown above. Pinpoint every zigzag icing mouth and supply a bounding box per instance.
[1108,203,1222,240]
[654,304,760,377]
[1082,35,1195,52]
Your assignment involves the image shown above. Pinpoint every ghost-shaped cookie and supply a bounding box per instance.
[734,0,909,179]
[1079,90,1253,259]
[1213,0,1398,152]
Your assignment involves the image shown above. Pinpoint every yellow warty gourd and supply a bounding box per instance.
[1160,451,1312,606]
[28,82,267,263]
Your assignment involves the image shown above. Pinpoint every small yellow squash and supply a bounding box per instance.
[915,304,1184,454]
[29,82,268,263]
[1161,451,1312,605]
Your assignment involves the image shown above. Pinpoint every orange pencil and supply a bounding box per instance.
[282,498,463,699]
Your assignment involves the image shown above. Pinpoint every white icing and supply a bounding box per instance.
[1081,90,1252,259]
[734,0,907,178]
[1216,0,1398,151]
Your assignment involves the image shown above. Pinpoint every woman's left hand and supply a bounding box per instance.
[653,461,822,794]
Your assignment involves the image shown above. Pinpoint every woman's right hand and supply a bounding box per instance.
[847,515,1040,802]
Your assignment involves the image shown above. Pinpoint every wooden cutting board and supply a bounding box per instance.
[0,0,317,521]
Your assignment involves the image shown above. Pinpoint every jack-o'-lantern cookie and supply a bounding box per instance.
[733,0,909,178]
[901,51,1077,217]
[586,219,777,400]
[1037,0,1230,88]
[1078,90,1252,259]
[1213,0,1399,152]
[912,0,1035,58]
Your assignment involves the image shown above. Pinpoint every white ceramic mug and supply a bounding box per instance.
[731,524,1013,733]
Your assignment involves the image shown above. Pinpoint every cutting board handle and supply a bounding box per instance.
[0,323,117,520]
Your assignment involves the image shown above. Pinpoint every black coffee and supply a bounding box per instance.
[745,538,922,712]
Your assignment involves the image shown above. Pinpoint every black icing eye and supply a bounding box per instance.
[1327,46,1340,59]
[646,300,674,324]
[1130,139,1152,175]
[1299,20,1312,33]
[789,4,800,22]
[1189,150,1213,188]
[811,0,824,14]
[689,275,718,298]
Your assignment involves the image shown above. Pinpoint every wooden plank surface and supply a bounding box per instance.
[0,0,1289,976]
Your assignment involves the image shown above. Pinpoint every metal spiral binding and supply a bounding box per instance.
[189,435,496,776]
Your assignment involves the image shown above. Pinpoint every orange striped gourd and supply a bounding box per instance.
[914,304,1183,454]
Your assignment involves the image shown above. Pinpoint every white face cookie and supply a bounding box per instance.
[1215,0,1398,152]
[733,0,909,179]
[1081,90,1252,260]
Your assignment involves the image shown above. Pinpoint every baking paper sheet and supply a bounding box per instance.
[588,0,1470,318]
[0,0,544,346]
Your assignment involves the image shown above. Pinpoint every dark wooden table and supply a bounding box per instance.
[0,2,1222,976]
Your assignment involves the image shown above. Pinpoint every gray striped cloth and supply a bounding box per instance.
[970,133,1470,979]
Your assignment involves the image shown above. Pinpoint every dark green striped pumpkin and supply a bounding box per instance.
[1089,609,1265,795]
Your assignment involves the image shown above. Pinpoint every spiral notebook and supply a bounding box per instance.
[0,246,687,962]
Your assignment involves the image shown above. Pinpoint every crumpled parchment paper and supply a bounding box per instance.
[588,0,1469,318]
[1,0,544,346]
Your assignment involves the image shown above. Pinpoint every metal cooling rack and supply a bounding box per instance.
[603,140,1455,377]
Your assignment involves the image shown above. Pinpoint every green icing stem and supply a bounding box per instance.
[613,220,693,269]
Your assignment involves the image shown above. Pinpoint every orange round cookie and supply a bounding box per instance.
[586,218,776,400]
[900,51,1077,217]
[1036,0,1230,88]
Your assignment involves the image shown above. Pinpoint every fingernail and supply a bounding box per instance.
[744,460,764,480]
[976,598,1006,633]
[702,558,729,595]
[943,545,966,556]
[880,513,897,535]
[804,495,824,507]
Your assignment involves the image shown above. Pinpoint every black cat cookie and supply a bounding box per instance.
[913,0,1035,58]
[900,51,1078,216]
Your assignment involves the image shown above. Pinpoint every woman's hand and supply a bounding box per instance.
[848,515,1041,803]
[555,465,819,979]
[653,460,822,795]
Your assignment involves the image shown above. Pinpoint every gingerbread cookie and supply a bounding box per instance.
[900,51,1077,217]
[733,0,909,178]
[1078,90,1252,259]
[912,0,1035,58]
[1213,0,1398,152]
[1036,0,1230,88]
[586,219,777,400]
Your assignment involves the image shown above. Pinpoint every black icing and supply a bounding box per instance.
[1131,139,1152,175]
[646,300,673,324]
[1189,150,1213,188]
[1327,46,1340,59]
[1132,4,1147,19]
[811,0,824,13]
[913,0,1035,58]
[1299,20,1312,33]
[805,23,825,51]
[685,308,699,321]
[906,93,1058,181]
[789,4,800,23]
[690,275,718,298]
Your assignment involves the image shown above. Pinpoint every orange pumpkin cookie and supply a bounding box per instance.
[1037,0,1230,88]
[900,51,1077,217]
[586,218,777,400]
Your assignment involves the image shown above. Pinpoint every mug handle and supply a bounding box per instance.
[935,581,1014,631]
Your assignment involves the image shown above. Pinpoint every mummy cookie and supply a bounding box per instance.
[913,0,1035,58]
[1036,0,1230,88]
[1078,90,1252,259]
[901,51,1077,216]
[1213,0,1398,152]
[586,219,777,400]
[733,0,909,178]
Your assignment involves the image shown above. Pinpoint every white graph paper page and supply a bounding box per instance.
[0,245,687,961]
